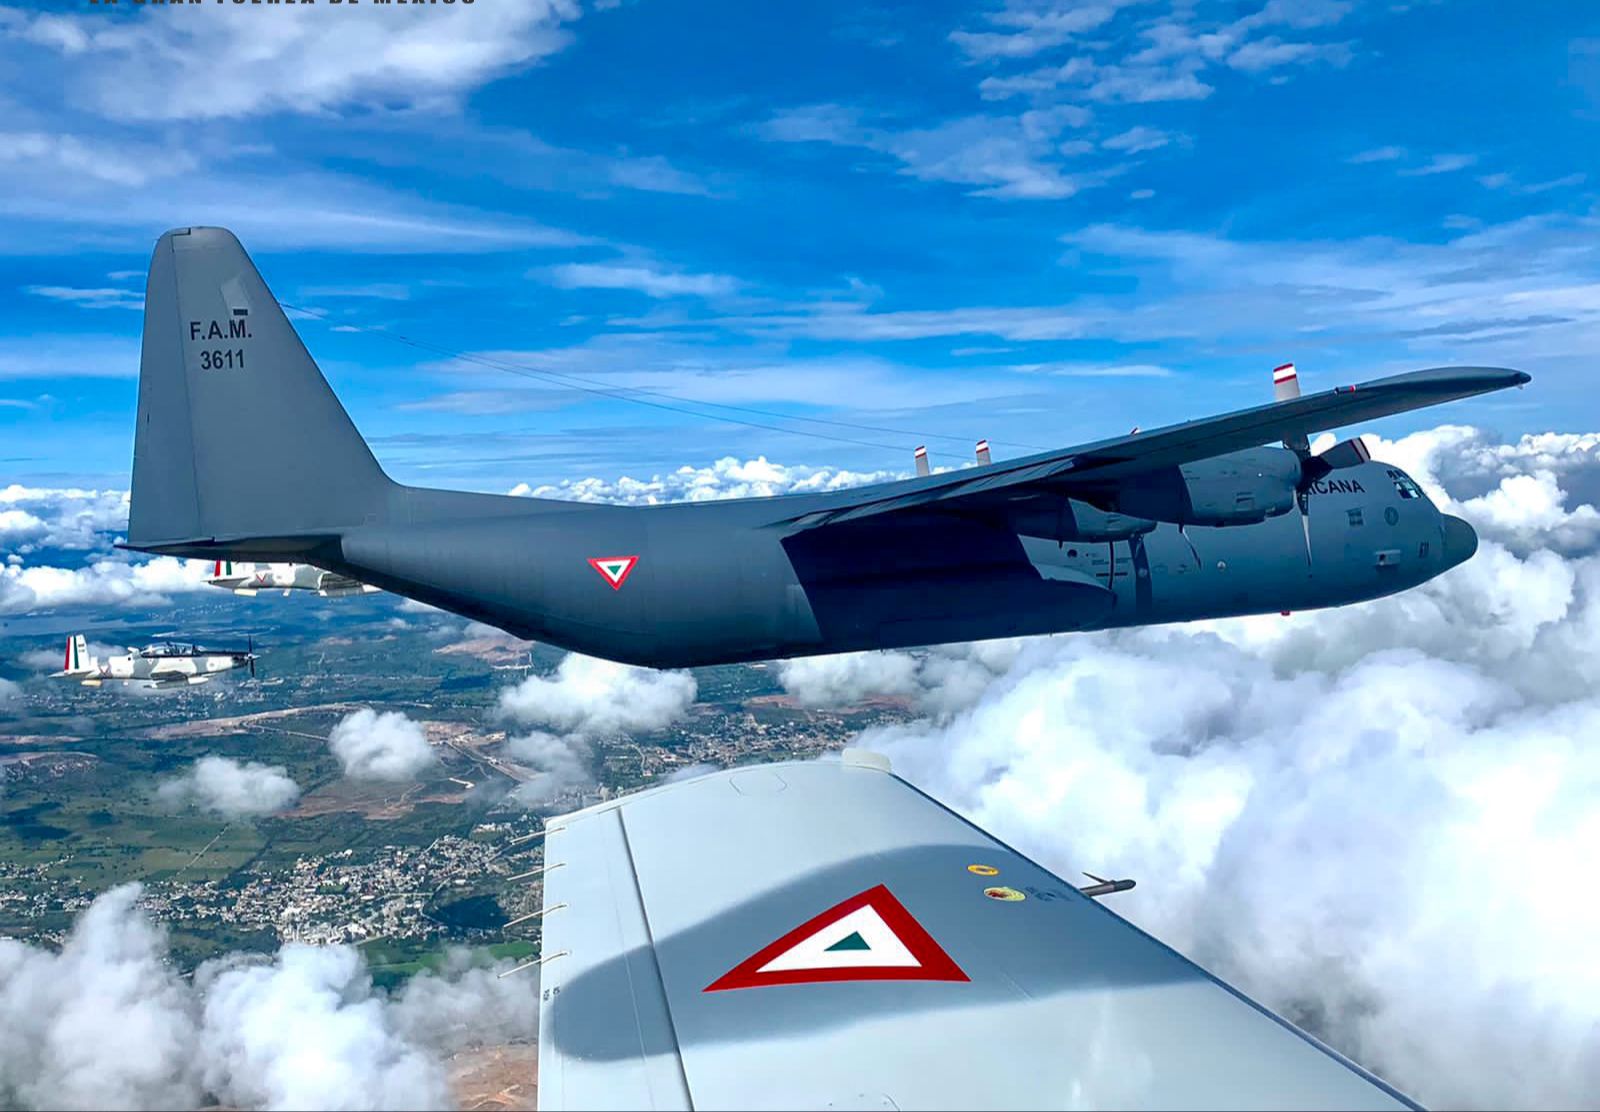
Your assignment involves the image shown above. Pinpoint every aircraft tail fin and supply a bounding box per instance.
[55,635,93,676]
[128,227,393,555]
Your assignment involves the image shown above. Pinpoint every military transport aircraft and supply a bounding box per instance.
[49,634,256,688]
[206,559,380,598]
[528,753,1417,1109]
[125,228,1528,669]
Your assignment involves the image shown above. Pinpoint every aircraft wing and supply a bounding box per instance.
[534,757,1416,1111]
[782,365,1527,531]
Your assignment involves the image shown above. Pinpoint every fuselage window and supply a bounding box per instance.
[1419,541,1430,558]
[1347,508,1364,527]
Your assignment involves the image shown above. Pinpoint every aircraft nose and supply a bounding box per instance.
[1441,514,1478,569]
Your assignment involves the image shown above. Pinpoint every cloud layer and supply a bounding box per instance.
[496,652,696,737]
[782,424,1600,1110]
[496,652,698,807]
[0,884,536,1111]
[0,554,209,616]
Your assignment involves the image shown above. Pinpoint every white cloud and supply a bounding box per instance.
[949,0,1135,61]
[784,427,1600,1109]
[0,884,200,1110]
[506,731,594,808]
[0,555,210,616]
[0,483,130,552]
[541,261,740,299]
[0,677,20,703]
[719,301,1092,342]
[509,455,898,505]
[158,757,300,818]
[1336,426,1600,557]
[0,130,196,188]
[24,285,142,311]
[779,651,923,708]
[1399,153,1478,177]
[780,640,1028,716]
[0,884,536,1110]
[761,106,1102,200]
[1059,215,1600,363]
[328,709,437,782]
[7,3,580,122]
[1226,36,1350,72]
[497,653,696,737]
[1348,145,1406,164]
[1101,126,1171,153]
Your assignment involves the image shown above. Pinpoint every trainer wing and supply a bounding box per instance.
[783,366,1527,531]
[533,758,1415,1111]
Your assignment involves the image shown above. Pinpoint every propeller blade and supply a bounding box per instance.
[1298,436,1371,486]
[1177,523,1201,568]
[1298,489,1313,566]
[1318,436,1372,470]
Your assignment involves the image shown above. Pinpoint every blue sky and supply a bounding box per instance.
[0,0,1595,491]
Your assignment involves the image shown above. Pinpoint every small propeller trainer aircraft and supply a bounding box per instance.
[125,228,1528,669]
[206,559,380,598]
[49,634,256,688]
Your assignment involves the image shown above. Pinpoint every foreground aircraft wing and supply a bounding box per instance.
[783,366,1527,530]
[535,757,1415,1111]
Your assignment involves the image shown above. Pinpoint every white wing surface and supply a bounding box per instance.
[536,757,1415,1111]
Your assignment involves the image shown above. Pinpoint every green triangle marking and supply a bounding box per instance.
[825,931,870,952]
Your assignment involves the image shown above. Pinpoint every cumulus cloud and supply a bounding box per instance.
[0,555,210,615]
[7,3,580,123]
[496,653,696,807]
[0,677,20,703]
[157,757,300,818]
[0,483,130,554]
[497,653,696,737]
[778,650,923,708]
[0,884,536,1111]
[798,425,1600,1109]
[779,641,1028,715]
[509,455,897,505]
[1332,426,1600,556]
[328,709,437,782]
[0,884,199,1110]
[505,731,594,809]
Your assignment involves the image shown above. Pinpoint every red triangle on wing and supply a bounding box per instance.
[704,884,968,992]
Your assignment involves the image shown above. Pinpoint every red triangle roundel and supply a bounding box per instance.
[588,555,639,590]
[704,884,968,992]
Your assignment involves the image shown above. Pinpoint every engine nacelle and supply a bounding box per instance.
[1110,447,1300,527]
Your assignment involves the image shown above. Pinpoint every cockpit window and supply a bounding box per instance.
[1386,468,1424,500]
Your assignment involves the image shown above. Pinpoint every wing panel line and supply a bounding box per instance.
[616,806,697,1109]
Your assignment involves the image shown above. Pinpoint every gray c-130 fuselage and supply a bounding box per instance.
[320,456,1472,668]
[125,227,1506,670]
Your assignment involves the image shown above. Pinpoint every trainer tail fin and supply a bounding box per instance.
[128,227,392,553]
